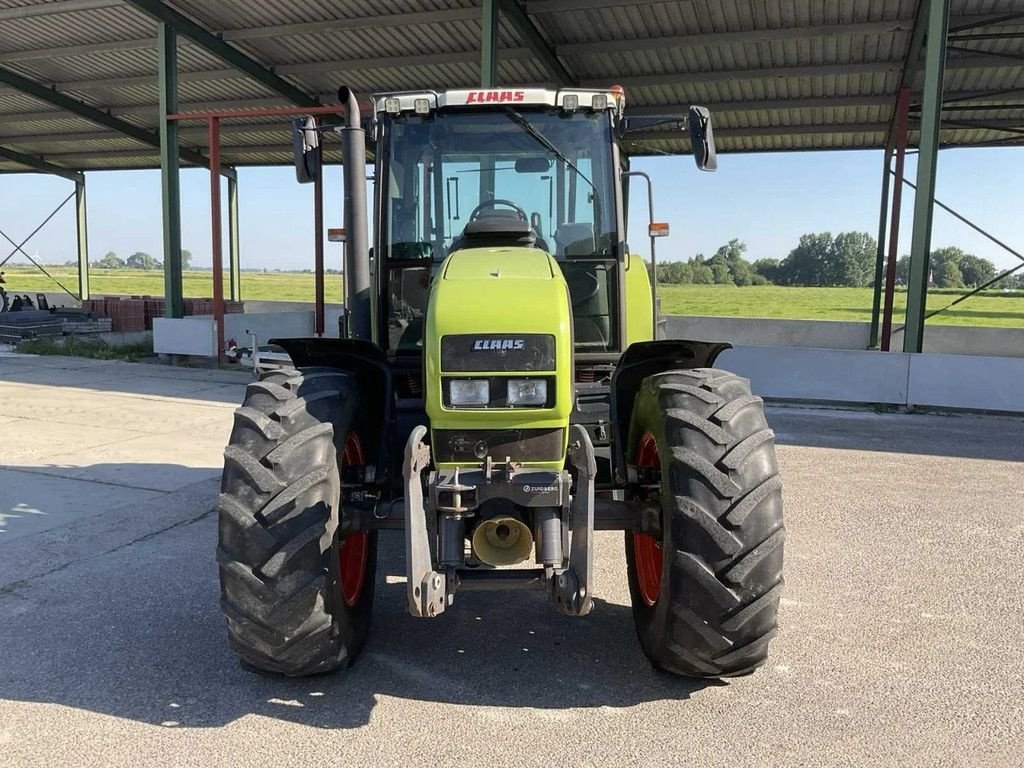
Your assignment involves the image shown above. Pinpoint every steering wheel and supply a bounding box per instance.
[468,198,527,222]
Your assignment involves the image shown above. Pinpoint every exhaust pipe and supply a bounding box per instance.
[471,516,534,566]
[337,86,371,341]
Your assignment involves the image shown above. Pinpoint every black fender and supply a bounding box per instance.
[609,339,732,484]
[270,337,392,484]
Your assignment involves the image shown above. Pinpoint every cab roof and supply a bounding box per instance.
[373,88,622,117]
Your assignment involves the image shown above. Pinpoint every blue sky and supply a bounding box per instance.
[1,147,1021,272]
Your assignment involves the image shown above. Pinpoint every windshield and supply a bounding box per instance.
[378,107,621,355]
[381,109,617,261]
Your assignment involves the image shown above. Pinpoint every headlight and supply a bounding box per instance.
[449,379,490,406]
[506,378,547,407]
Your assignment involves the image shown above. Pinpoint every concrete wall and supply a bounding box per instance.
[153,310,345,356]
[221,310,316,344]
[666,315,870,350]
[235,303,345,339]
[29,292,79,310]
[717,346,909,405]
[717,345,1024,413]
[907,353,1024,411]
[665,315,1024,358]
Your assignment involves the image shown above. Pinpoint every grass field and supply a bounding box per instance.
[4,266,344,303]
[4,266,1023,328]
[657,284,1024,328]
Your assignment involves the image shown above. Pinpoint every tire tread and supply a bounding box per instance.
[626,368,784,678]
[217,367,373,677]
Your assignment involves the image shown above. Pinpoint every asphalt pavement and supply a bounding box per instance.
[1,353,1022,767]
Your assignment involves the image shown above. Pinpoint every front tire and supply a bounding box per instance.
[217,367,376,676]
[625,368,784,677]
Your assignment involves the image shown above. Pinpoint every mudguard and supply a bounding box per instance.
[609,339,732,483]
[270,337,392,483]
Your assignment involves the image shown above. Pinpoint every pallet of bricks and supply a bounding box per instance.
[58,307,112,334]
[184,298,244,316]
[0,310,63,343]
[143,297,164,330]
[79,297,145,332]
[81,296,243,331]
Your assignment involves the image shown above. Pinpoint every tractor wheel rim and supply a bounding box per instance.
[339,432,368,608]
[633,431,663,607]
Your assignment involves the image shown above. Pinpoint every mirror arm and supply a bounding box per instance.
[620,116,685,135]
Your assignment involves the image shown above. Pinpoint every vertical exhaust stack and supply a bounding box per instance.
[338,86,371,340]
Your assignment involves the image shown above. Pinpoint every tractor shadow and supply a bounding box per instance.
[0,516,717,730]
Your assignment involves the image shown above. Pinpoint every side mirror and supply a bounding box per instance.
[291,116,321,184]
[687,106,717,172]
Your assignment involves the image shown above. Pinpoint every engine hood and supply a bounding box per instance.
[431,248,570,336]
[423,247,574,469]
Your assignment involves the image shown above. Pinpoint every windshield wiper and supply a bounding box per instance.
[504,110,598,201]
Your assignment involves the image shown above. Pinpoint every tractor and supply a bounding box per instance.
[216,85,784,678]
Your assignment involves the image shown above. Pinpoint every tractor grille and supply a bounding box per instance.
[440,334,555,372]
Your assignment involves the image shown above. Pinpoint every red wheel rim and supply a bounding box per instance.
[339,432,369,607]
[633,432,663,607]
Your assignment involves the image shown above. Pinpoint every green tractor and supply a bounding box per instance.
[217,85,784,678]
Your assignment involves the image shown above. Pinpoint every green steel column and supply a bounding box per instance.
[158,21,184,318]
[903,0,950,353]
[481,0,498,87]
[228,172,241,301]
[868,147,893,348]
[75,177,90,301]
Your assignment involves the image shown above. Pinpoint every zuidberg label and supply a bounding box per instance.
[523,484,559,494]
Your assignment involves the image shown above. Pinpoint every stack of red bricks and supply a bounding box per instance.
[184,298,213,316]
[81,295,244,330]
[142,298,165,330]
[114,297,146,332]
[182,298,244,316]
[79,297,144,332]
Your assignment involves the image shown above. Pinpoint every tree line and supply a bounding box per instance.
[90,250,191,270]
[80,240,1021,291]
[653,234,1023,290]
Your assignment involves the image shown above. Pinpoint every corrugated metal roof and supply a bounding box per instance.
[0,0,1022,174]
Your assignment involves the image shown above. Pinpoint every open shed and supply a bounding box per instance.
[0,0,1022,353]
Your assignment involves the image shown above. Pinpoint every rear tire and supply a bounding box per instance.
[217,367,376,676]
[625,368,784,678]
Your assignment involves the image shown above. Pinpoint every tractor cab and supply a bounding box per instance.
[376,88,634,358]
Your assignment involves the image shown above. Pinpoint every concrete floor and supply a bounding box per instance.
[1,353,1022,767]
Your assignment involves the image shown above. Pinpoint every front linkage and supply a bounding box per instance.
[403,424,596,618]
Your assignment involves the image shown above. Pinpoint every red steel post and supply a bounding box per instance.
[209,116,225,361]
[881,86,911,352]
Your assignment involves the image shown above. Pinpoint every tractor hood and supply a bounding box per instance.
[441,248,556,282]
[431,248,571,337]
[424,247,574,470]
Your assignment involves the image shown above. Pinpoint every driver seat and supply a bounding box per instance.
[451,216,550,253]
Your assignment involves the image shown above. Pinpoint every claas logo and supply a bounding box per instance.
[473,339,525,350]
[467,90,526,104]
